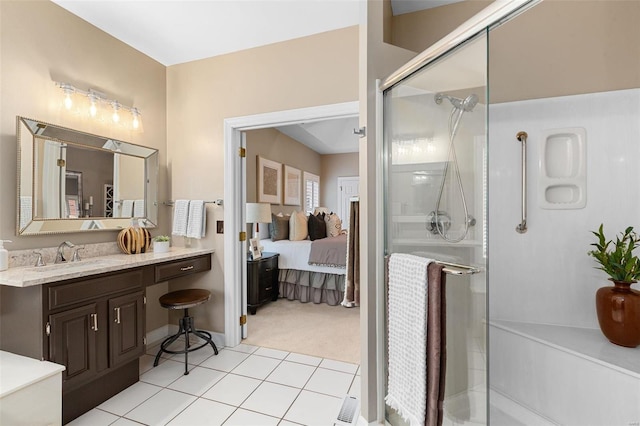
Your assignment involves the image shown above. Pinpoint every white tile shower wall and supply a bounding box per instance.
[488,88,640,328]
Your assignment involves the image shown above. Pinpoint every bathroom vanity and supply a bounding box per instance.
[0,247,213,424]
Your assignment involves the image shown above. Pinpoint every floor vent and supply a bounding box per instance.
[335,395,359,425]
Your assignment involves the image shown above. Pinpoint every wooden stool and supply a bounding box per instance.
[153,289,218,375]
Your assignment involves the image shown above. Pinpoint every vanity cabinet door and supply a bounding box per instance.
[109,292,145,368]
[49,303,98,387]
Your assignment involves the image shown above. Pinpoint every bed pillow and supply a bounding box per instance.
[325,212,342,237]
[289,210,309,241]
[308,212,326,241]
[270,213,290,241]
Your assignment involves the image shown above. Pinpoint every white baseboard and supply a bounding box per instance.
[146,325,170,347]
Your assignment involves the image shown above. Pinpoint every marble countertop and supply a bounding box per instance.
[0,350,65,398]
[0,247,214,288]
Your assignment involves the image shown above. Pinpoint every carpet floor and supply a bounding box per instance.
[242,299,360,364]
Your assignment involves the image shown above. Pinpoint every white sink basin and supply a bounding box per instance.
[27,258,123,273]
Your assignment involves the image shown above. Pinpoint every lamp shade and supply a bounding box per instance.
[246,203,271,224]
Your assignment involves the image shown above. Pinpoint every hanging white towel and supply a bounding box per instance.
[120,200,134,218]
[385,253,433,426]
[172,200,190,237]
[19,196,32,230]
[186,200,206,239]
[133,199,145,217]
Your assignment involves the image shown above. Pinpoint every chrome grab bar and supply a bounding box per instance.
[516,131,528,234]
[435,260,482,276]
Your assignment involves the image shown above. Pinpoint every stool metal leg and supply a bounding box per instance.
[153,307,219,375]
[181,310,191,375]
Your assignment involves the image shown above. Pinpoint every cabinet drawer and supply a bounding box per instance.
[48,270,143,311]
[155,255,211,282]
[258,257,277,274]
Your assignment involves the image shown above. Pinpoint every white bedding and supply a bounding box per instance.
[259,238,346,276]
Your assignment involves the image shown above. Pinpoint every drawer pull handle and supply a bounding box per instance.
[265,287,272,291]
[264,268,272,272]
[114,307,121,324]
[91,313,98,331]
[180,265,194,271]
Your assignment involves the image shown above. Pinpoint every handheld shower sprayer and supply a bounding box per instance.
[429,91,479,243]
[434,93,479,112]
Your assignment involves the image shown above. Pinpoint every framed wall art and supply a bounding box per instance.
[257,156,281,204]
[283,165,301,206]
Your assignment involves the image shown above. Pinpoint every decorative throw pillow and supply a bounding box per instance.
[325,212,342,237]
[289,210,309,241]
[270,213,289,241]
[308,212,326,241]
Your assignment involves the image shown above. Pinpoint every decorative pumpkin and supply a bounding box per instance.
[117,227,151,254]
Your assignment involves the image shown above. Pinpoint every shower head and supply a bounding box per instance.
[434,93,479,112]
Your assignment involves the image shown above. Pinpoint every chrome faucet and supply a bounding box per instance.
[55,241,75,264]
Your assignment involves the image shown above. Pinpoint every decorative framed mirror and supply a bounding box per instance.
[17,116,159,235]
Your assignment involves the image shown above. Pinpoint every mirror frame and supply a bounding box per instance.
[16,116,159,235]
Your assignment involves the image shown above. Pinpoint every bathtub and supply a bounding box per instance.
[490,320,640,425]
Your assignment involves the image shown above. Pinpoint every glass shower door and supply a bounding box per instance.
[382,31,488,425]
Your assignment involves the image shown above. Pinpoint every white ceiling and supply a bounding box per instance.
[51,0,461,154]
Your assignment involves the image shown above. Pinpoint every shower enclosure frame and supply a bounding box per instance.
[374,0,541,423]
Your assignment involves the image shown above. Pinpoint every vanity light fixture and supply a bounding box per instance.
[54,82,143,132]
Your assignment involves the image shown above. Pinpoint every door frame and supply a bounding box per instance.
[223,101,359,347]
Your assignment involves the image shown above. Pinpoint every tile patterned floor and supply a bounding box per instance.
[68,341,360,426]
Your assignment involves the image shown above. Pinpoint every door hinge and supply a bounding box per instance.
[239,147,246,158]
[240,315,247,326]
[143,336,147,345]
[143,296,147,305]
[239,231,246,242]
[57,159,66,167]
[45,322,51,336]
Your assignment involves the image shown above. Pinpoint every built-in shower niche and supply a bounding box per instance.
[539,127,586,209]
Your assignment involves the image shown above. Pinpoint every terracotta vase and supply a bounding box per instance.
[595,279,640,348]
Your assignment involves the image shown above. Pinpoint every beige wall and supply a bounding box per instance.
[320,153,359,213]
[245,128,321,216]
[391,0,640,102]
[0,1,167,330]
[489,0,640,102]
[391,1,491,53]
[166,26,358,333]
[0,1,169,250]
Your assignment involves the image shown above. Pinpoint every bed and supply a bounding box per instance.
[260,234,347,305]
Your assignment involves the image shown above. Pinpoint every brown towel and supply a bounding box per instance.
[343,200,360,306]
[426,262,446,426]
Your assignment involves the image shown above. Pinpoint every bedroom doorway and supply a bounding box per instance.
[223,101,360,350]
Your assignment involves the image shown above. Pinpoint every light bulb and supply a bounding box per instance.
[88,94,98,117]
[132,108,140,129]
[63,91,73,110]
[112,102,120,123]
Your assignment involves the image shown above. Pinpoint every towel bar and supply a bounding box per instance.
[155,200,223,207]
[436,260,482,275]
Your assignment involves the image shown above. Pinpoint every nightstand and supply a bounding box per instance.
[247,252,279,314]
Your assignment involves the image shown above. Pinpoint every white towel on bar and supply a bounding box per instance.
[385,253,432,426]
[133,199,145,217]
[172,200,190,237]
[120,200,134,218]
[19,196,32,230]
[186,200,206,239]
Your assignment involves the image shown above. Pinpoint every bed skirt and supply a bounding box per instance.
[278,269,346,306]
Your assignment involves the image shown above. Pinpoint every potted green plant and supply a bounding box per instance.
[153,235,171,253]
[588,224,640,347]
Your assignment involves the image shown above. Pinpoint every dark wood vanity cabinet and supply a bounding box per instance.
[0,267,148,424]
[0,252,212,424]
